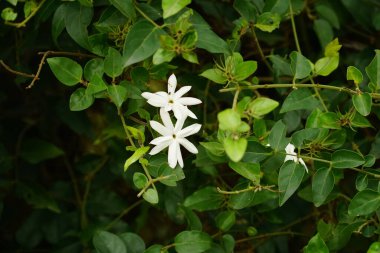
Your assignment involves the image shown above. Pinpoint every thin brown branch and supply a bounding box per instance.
[0,60,36,79]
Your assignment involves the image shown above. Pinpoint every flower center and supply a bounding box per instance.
[172,134,176,139]
[168,99,174,104]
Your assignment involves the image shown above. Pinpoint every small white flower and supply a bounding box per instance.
[284,143,308,172]
[149,108,201,168]
[141,74,202,120]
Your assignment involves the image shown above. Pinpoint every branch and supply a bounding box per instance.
[0,60,36,79]
[5,0,47,28]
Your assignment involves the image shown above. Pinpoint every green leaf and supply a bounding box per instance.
[200,142,224,156]
[248,97,279,118]
[228,161,260,183]
[180,206,203,231]
[315,4,340,29]
[162,0,191,19]
[315,56,339,76]
[119,232,146,253]
[319,112,341,129]
[368,242,380,253]
[268,120,288,151]
[20,138,64,164]
[108,85,128,108]
[93,230,127,253]
[324,38,341,57]
[233,0,258,21]
[144,245,163,253]
[84,58,104,81]
[278,161,305,206]
[184,187,224,211]
[347,66,363,85]
[348,190,380,216]
[304,233,329,253]
[355,174,368,191]
[255,12,281,32]
[24,0,37,18]
[6,0,18,6]
[174,231,212,253]
[124,146,150,171]
[290,51,313,79]
[224,137,247,163]
[52,4,66,46]
[313,19,333,48]
[143,188,159,204]
[366,50,380,89]
[218,109,241,130]
[215,211,236,231]
[331,149,365,169]
[123,20,164,67]
[133,172,148,189]
[86,74,107,95]
[352,92,372,116]
[1,7,17,21]
[69,88,94,111]
[152,48,176,65]
[109,0,135,19]
[234,61,257,81]
[200,68,227,84]
[47,57,83,86]
[104,47,123,78]
[281,89,320,113]
[312,167,334,207]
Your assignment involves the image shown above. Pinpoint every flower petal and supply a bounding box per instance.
[174,113,187,133]
[141,92,154,100]
[174,86,192,99]
[168,74,177,94]
[177,123,201,138]
[176,142,184,168]
[177,97,202,105]
[184,106,197,119]
[299,158,308,173]
[149,142,170,155]
[160,108,174,130]
[150,120,171,136]
[285,143,296,155]
[150,135,172,145]
[178,138,198,154]
[168,141,178,168]
[146,94,167,107]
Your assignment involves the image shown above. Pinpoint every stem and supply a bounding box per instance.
[289,0,301,53]
[217,185,278,195]
[349,167,380,179]
[310,77,328,112]
[135,4,162,29]
[137,175,171,198]
[298,154,331,164]
[118,108,136,148]
[232,86,240,110]
[105,200,143,230]
[0,60,36,78]
[250,26,273,72]
[5,0,47,28]
[63,157,82,209]
[236,231,308,244]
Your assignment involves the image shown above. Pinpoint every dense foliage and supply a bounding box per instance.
[1,0,380,252]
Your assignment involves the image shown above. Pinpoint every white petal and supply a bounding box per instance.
[168,74,177,94]
[176,142,184,168]
[177,123,201,138]
[168,141,178,168]
[159,108,174,130]
[141,92,154,100]
[149,142,170,155]
[164,104,172,111]
[146,94,167,107]
[174,114,187,133]
[173,105,187,120]
[284,155,296,163]
[156,91,168,98]
[184,106,197,119]
[173,86,192,99]
[150,135,172,145]
[177,97,202,105]
[178,138,198,154]
[285,143,296,155]
[299,158,308,173]
[150,120,171,136]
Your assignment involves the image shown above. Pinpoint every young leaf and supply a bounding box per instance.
[255,12,281,32]
[69,88,94,111]
[218,109,241,130]
[174,231,212,253]
[108,85,128,108]
[352,92,372,116]
[184,187,224,211]
[47,57,83,86]
[143,188,159,204]
[124,146,150,171]
[224,137,247,163]
[133,172,148,189]
[280,89,320,113]
[228,161,260,183]
[348,190,380,216]
[312,167,334,207]
[234,61,257,81]
[304,233,329,253]
[315,56,339,76]
[331,149,365,169]
[93,230,127,253]
[290,51,313,79]
[162,0,191,19]
[200,69,227,84]
[248,97,279,118]
[1,7,17,21]
[347,66,363,85]
[153,48,176,65]
[104,47,123,78]
[279,161,305,206]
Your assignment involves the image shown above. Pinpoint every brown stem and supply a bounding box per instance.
[0,60,36,78]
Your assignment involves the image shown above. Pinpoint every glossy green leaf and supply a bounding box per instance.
[347,66,363,85]
[234,61,257,81]
[278,161,305,206]
[52,4,66,46]
[162,0,191,19]
[304,233,329,253]
[143,188,159,204]
[367,242,380,253]
[200,142,224,157]
[228,161,260,183]
[366,50,380,89]
[315,56,339,76]
[224,137,247,162]
[133,172,148,189]
[184,187,224,211]
[65,2,92,50]
[108,85,128,108]
[352,92,372,116]
[348,190,380,216]
[255,12,281,32]
[124,146,150,171]
[69,88,94,111]
[47,57,83,86]
[290,51,313,79]
[312,167,334,207]
[104,47,123,78]
[248,97,279,118]
[152,48,176,65]
[268,120,288,151]
[319,112,341,129]
[86,74,107,95]
[218,109,241,130]
[331,149,365,169]
[355,174,368,191]
[215,211,235,231]
[200,68,227,84]
[174,231,212,253]
[123,21,164,67]
[280,89,320,113]
[144,245,163,253]
[109,0,135,19]
[84,58,104,81]
[93,230,127,253]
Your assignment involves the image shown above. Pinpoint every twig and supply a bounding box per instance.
[0,60,36,78]
[250,26,273,72]
[5,0,47,28]
[105,199,143,230]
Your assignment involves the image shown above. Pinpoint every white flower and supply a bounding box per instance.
[141,74,202,120]
[284,143,308,172]
[149,108,201,168]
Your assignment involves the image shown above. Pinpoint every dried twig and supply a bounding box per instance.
[0,60,36,79]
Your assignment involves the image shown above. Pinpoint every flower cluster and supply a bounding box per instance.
[142,74,202,168]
